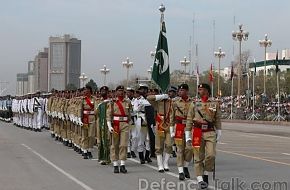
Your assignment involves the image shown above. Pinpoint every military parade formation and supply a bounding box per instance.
[0,82,221,189]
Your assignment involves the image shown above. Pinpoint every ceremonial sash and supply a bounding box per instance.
[174,116,185,145]
[192,126,202,148]
[113,100,127,135]
[83,97,94,126]
[85,97,94,109]
[156,114,165,137]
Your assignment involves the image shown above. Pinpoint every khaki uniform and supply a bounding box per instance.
[106,98,132,162]
[186,99,221,177]
[170,97,193,167]
[147,95,172,155]
[60,98,68,140]
[47,96,54,133]
[147,95,173,172]
[81,96,95,152]
[75,97,83,147]
[53,97,60,137]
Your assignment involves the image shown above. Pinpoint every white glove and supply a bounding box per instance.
[170,126,175,138]
[185,131,192,143]
[107,121,114,133]
[216,130,222,142]
[155,94,169,101]
[78,118,82,126]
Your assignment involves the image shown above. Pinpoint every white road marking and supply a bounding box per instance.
[21,144,94,190]
[282,153,290,156]
[128,158,221,190]
[218,149,290,167]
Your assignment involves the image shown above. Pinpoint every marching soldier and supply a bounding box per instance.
[170,84,193,180]
[168,86,178,158]
[106,85,132,173]
[95,86,111,164]
[134,84,152,164]
[126,87,137,158]
[186,83,222,189]
[147,90,172,172]
[81,86,95,159]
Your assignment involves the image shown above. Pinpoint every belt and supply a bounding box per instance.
[194,124,214,132]
[83,110,94,115]
[113,116,128,122]
[175,119,186,124]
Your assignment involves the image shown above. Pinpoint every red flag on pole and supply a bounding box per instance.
[209,64,214,82]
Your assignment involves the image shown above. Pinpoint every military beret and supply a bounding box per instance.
[179,83,189,90]
[198,83,211,94]
[116,85,125,91]
[168,86,177,92]
[100,86,109,91]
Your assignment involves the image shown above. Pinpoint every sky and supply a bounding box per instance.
[1,0,290,95]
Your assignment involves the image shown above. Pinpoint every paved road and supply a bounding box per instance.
[0,121,289,190]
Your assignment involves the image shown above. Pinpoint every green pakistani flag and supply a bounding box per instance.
[152,20,170,93]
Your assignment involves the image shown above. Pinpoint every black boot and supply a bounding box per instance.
[184,167,190,179]
[83,153,88,159]
[127,152,131,158]
[172,151,177,157]
[198,181,208,189]
[138,152,145,164]
[179,173,185,181]
[114,166,119,173]
[203,175,208,185]
[131,151,137,158]
[120,165,127,173]
[87,152,93,159]
[145,150,152,163]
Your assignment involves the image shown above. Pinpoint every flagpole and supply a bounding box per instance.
[277,72,280,122]
[211,81,214,100]
[272,52,285,122]
[230,77,233,119]
[248,68,258,120]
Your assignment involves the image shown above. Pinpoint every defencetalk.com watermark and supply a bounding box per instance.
[138,177,288,190]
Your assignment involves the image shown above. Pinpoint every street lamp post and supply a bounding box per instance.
[147,66,153,78]
[180,56,190,81]
[232,24,249,107]
[79,73,88,88]
[214,47,226,97]
[122,57,133,88]
[100,65,110,86]
[259,34,272,96]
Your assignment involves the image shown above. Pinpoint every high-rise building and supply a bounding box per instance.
[16,73,28,95]
[282,49,290,59]
[48,34,81,91]
[34,48,48,92]
[27,61,35,93]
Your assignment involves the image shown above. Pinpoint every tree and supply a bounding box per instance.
[85,79,98,92]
